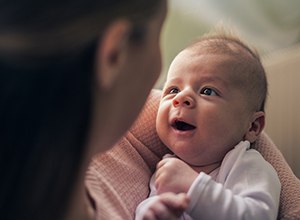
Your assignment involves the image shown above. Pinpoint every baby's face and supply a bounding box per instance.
[156,49,254,167]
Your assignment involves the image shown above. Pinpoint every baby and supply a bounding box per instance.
[135,33,281,220]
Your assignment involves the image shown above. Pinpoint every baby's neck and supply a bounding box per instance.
[190,161,221,174]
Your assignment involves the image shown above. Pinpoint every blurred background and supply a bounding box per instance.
[157,0,300,178]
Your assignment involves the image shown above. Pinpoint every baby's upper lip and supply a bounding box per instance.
[171,118,196,131]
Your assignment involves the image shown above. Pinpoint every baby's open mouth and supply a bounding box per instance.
[172,120,196,131]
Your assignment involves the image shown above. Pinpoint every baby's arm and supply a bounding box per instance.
[187,170,279,220]
[135,193,189,220]
[186,148,281,220]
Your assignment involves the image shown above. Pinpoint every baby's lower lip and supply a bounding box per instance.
[171,126,196,136]
[171,120,196,131]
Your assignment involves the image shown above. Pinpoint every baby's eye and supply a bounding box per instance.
[169,87,179,94]
[201,88,218,96]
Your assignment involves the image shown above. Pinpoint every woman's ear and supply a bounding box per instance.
[244,111,265,143]
[95,19,131,90]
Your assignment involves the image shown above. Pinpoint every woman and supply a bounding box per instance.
[0,0,167,219]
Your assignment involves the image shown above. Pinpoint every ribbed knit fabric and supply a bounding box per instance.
[86,89,300,220]
[254,133,300,219]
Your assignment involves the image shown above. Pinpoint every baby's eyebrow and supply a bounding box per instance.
[166,77,182,84]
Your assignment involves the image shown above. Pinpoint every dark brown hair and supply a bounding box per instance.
[0,0,161,219]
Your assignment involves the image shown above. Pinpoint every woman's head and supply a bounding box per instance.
[90,0,167,153]
[0,0,167,219]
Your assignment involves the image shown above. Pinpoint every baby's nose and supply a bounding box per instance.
[173,95,195,108]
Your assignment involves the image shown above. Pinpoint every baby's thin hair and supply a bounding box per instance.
[188,25,261,63]
[185,26,268,112]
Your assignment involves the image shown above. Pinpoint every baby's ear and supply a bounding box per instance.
[244,111,265,143]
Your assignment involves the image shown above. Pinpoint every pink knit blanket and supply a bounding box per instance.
[86,89,300,220]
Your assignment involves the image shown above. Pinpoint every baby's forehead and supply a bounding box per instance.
[178,48,248,75]
[169,52,247,87]
[187,40,255,72]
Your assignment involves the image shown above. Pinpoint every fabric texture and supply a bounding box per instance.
[85,89,300,220]
[136,141,280,220]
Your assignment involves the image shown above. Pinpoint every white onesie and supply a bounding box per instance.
[135,141,281,220]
